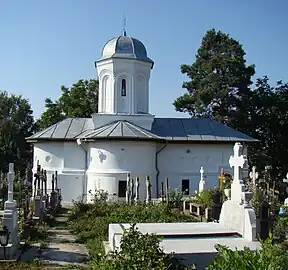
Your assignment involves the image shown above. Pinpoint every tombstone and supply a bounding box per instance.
[2,163,20,258]
[283,173,288,206]
[211,190,222,222]
[165,177,169,203]
[219,142,257,242]
[249,166,259,190]
[161,182,165,202]
[199,166,206,192]
[125,173,131,204]
[34,165,43,221]
[134,177,140,204]
[229,143,247,203]
[146,176,151,203]
[130,178,134,203]
[259,200,270,240]
[50,174,57,209]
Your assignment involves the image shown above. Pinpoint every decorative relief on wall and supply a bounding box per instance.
[98,150,107,163]
[45,156,51,163]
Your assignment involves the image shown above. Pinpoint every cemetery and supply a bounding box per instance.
[0,11,288,269]
[0,141,286,269]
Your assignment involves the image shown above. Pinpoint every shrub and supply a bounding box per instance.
[208,235,288,269]
[68,197,197,257]
[90,224,195,270]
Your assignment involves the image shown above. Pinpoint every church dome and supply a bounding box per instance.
[98,31,154,67]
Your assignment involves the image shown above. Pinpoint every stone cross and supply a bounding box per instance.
[229,143,247,184]
[229,143,247,203]
[199,166,206,192]
[283,173,288,185]
[126,173,131,204]
[146,176,151,203]
[130,178,134,203]
[134,177,140,203]
[284,173,288,206]
[7,163,15,203]
[249,166,259,187]
[52,174,55,192]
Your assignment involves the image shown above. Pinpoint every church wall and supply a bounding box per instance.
[86,140,157,200]
[157,143,243,196]
[33,141,85,204]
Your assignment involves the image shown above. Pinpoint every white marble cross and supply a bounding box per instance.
[7,163,15,203]
[199,166,206,191]
[134,177,140,203]
[126,173,131,203]
[229,143,247,183]
[249,166,259,186]
[283,173,288,184]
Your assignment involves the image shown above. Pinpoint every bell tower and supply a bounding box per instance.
[95,31,154,115]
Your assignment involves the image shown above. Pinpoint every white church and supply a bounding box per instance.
[26,30,257,203]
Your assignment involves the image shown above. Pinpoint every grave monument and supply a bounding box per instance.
[1,163,20,259]
[108,142,260,268]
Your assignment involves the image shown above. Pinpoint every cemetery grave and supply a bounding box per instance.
[107,143,263,269]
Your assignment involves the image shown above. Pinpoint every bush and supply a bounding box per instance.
[208,235,288,269]
[90,224,195,270]
[193,188,217,209]
[68,197,197,257]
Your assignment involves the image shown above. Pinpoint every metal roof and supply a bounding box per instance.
[78,120,162,141]
[151,118,257,142]
[97,32,154,67]
[26,117,257,142]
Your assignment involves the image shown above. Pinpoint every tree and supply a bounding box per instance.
[247,77,288,182]
[0,91,35,173]
[173,29,255,124]
[37,79,99,129]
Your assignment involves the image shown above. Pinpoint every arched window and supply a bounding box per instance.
[121,79,126,96]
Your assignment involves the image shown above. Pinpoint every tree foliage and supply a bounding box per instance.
[173,29,255,123]
[0,91,35,173]
[37,79,99,129]
[174,29,288,187]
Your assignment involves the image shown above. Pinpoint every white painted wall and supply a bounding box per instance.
[86,141,157,200]
[157,143,244,196]
[96,58,152,115]
[33,141,85,203]
[32,139,248,203]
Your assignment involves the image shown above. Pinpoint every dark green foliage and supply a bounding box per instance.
[68,196,197,258]
[36,79,98,129]
[174,28,288,191]
[0,91,35,173]
[193,188,217,209]
[173,29,255,123]
[208,236,288,269]
[91,225,196,270]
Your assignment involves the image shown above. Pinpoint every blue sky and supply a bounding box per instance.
[0,1,287,119]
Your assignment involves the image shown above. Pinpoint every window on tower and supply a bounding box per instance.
[121,79,126,96]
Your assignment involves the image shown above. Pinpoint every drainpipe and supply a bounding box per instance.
[155,142,168,198]
[77,138,88,202]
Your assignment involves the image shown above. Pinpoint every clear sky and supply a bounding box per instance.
[0,1,287,120]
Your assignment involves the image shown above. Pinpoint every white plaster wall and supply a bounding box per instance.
[96,58,152,115]
[32,142,86,203]
[157,143,239,196]
[86,141,157,199]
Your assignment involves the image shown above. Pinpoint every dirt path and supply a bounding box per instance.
[21,208,89,269]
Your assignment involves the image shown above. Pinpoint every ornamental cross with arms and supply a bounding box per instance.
[229,143,248,183]
[249,166,259,186]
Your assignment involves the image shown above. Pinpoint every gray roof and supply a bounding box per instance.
[97,31,154,67]
[79,120,162,141]
[26,117,257,143]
